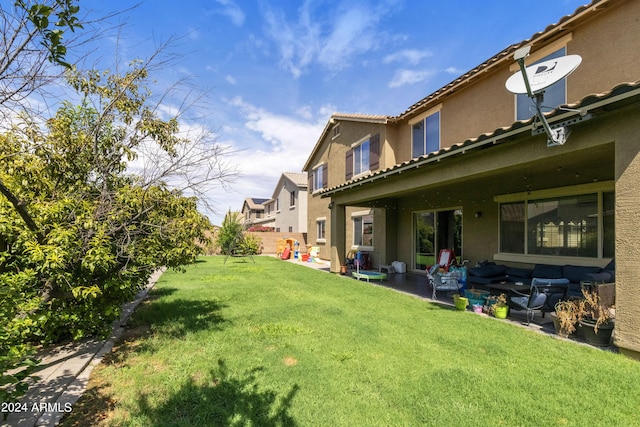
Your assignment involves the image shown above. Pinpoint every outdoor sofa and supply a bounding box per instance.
[467,260,615,298]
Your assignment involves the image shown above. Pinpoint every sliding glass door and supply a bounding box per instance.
[414,209,462,271]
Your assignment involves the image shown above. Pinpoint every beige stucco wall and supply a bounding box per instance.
[389,1,640,164]
[612,109,640,358]
[306,121,390,260]
[567,0,640,100]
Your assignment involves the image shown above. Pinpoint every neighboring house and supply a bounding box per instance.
[263,172,308,233]
[302,0,640,359]
[241,197,273,228]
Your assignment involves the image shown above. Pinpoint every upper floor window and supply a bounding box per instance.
[346,134,380,180]
[332,124,340,139]
[311,164,327,192]
[353,139,370,176]
[290,190,296,207]
[516,47,566,121]
[412,111,440,158]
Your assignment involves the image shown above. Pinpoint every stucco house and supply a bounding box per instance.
[263,172,308,232]
[303,0,640,359]
[241,197,272,228]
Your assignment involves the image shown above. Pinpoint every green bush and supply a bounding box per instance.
[0,64,212,400]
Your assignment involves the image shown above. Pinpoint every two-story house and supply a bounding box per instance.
[263,172,308,233]
[241,197,272,228]
[303,0,640,359]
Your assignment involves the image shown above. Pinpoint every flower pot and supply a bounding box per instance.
[340,265,347,275]
[493,305,509,319]
[550,313,578,338]
[579,320,614,347]
[472,304,483,314]
[453,295,468,311]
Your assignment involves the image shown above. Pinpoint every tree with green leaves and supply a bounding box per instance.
[1,1,87,118]
[1,1,238,404]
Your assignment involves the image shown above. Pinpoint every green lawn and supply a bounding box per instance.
[62,256,640,426]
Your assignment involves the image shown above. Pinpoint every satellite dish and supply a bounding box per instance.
[506,54,582,95]
[505,50,583,147]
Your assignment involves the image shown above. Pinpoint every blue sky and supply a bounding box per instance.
[80,0,585,225]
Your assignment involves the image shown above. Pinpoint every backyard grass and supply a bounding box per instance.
[61,256,640,426]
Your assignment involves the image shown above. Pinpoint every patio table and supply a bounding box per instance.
[486,282,527,294]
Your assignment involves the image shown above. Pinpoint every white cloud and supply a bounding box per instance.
[262,0,400,78]
[446,66,463,75]
[212,0,246,27]
[388,69,437,88]
[383,49,433,65]
[226,75,237,85]
[204,96,331,222]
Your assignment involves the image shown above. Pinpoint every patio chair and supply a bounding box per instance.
[427,263,462,300]
[507,278,569,325]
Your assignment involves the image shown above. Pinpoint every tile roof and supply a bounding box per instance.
[244,197,269,210]
[303,0,613,172]
[319,79,640,197]
[393,0,612,121]
[283,172,308,187]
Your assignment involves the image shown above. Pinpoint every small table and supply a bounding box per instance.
[487,282,528,294]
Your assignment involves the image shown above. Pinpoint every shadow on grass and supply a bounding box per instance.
[132,294,229,338]
[58,379,116,427]
[136,359,299,426]
[104,293,229,366]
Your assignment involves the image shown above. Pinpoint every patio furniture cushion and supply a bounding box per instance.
[532,264,563,279]
[468,264,508,278]
[562,265,603,284]
[583,270,614,283]
[506,267,533,280]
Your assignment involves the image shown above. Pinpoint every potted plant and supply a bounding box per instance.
[552,299,581,338]
[453,294,468,311]
[486,293,508,318]
[464,288,490,306]
[578,288,615,347]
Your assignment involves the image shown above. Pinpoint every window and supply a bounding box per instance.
[290,190,296,207]
[316,219,326,241]
[311,164,327,191]
[345,134,380,180]
[275,198,279,211]
[412,111,440,158]
[516,48,566,121]
[332,124,340,139]
[353,214,373,247]
[353,139,370,176]
[499,191,614,258]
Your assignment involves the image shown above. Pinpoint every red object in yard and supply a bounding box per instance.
[281,247,291,260]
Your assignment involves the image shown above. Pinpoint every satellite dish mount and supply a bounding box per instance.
[506,46,582,147]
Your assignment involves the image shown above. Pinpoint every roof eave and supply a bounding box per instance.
[320,81,640,198]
